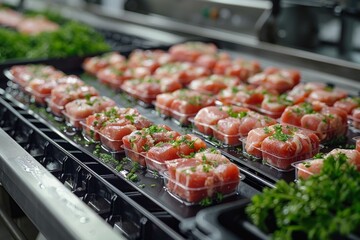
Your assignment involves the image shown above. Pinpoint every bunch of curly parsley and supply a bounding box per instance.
[246,153,360,240]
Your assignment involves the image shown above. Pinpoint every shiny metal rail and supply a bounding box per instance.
[0,129,124,240]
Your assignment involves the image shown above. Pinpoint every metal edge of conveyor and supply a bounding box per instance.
[84,7,360,80]
[3,0,360,81]
[70,2,360,82]
[0,129,124,240]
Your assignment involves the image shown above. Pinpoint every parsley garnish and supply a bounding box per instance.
[199,197,212,207]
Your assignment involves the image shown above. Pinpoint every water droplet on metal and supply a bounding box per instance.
[79,217,89,223]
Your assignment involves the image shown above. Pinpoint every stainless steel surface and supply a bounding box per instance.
[3,0,359,81]
[0,128,124,240]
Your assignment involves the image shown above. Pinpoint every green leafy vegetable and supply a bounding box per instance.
[246,153,360,240]
[0,11,110,62]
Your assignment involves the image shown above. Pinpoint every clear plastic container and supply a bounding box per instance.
[122,145,168,172]
[161,170,241,205]
[228,101,285,119]
[80,121,101,142]
[47,98,65,117]
[98,75,126,90]
[292,159,322,181]
[4,69,31,92]
[241,136,320,171]
[62,110,85,129]
[154,102,197,125]
[190,118,245,147]
[122,145,147,168]
[80,121,131,153]
[121,84,158,105]
[280,121,348,143]
[25,86,49,105]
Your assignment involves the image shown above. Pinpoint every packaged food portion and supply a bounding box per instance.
[188,75,240,94]
[49,81,98,116]
[83,52,126,75]
[213,58,261,81]
[154,62,210,85]
[287,82,327,104]
[96,65,130,89]
[350,107,360,130]
[333,97,359,114]
[248,67,301,93]
[216,84,256,105]
[293,149,360,180]
[217,85,292,118]
[123,128,207,172]
[82,107,151,152]
[244,124,320,171]
[0,8,24,28]
[145,134,207,172]
[16,16,59,35]
[121,76,182,104]
[8,64,64,89]
[128,49,173,73]
[122,125,181,167]
[307,87,348,106]
[155,89,215,125]
[28,75,83,105]
[281,102,348,142]
[169,41,218,63]
[63,96,116,129]
[193,106,277,146]
[194,52,230,71]
[164,152,240,204]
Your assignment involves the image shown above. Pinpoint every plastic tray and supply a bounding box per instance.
[190,115,277,147]
[162,170,241,206]
[292,157,360,181]
[80,121,131,153]
[25,86,50,105]
[47,98,65,117]
[241,135,320,172]
[154,102,198,125]
[121,84,158,105]
[228,101,286,119]
[190,118,246,147]
[122,144,167,172]
[291,158,323,181]
[62,110,85,129]
[4,69,32,93]
[280,121,348,143]
[80,121,102,142]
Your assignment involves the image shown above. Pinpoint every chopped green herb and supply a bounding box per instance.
[303,161,311,168]
[215,192,224,202]
[263,126,271,134]
[202,164,211,173]
[271,125,292,142]
[126,172,138,182]
[142,144,150,151]
[115,165,123,172]
[125,114,136,124]
[313,153,324,159]
[199,197,212,207]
